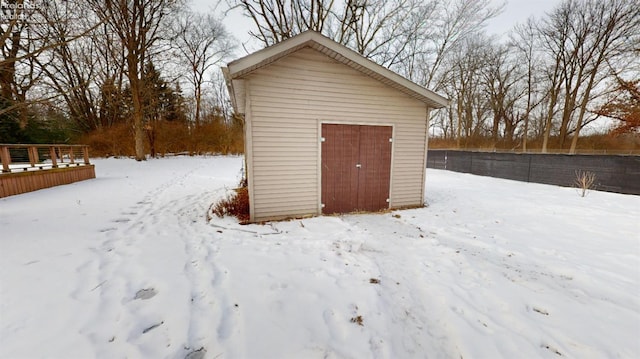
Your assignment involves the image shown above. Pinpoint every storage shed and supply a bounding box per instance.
[223,31,448,222]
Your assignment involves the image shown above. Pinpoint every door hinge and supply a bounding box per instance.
[389,138,393,142]
[386,198,390,203]
[321,203,325,208]
[321,137,325,142]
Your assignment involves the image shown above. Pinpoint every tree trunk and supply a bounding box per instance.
[570,53,606,154]
[541,104,553,153]
[522,68,533,152]
[491,110,500,149]
[522,117,528,152]
[542,82,561,153]
[127,55,146,161]
[194,86,201,128]
[456,98,462,148]
[133,99,146,161]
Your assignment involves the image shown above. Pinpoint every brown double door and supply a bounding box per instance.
[321,124,392,214]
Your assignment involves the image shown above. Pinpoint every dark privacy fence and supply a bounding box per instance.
[427,150,640,195]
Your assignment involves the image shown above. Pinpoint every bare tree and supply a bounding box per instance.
[1,0,105,133]
[567,0,639,153]
[231,0,414,62]
[1,0,49,126]
[510,18,544,152]
[230,0,502,87]
[1,1,33,100]
[173,11,234,127]
[419,0,503,90]
[536,5,571,153]
[1,1,25,104]
[36,1,104,132]
[230,0,333,45]
[88,0,183,161]
[538,0,639,153]
[441,34,492,147]
[481,43,523,147]
[209,71,235,123]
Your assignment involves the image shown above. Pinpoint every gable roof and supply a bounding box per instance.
[223,30,449,114]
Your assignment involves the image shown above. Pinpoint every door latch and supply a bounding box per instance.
[355,163,362,168]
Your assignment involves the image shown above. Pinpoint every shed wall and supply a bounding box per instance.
[245,48,428,221]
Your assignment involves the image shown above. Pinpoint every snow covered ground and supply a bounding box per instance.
[1,156,639,359]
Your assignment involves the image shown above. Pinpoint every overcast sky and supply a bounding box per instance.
[486,0,561,36]
[191,0,562,54]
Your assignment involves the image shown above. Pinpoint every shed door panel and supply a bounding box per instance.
[322,124,392,214]
[357,125,392,212]
[321,124,359,214]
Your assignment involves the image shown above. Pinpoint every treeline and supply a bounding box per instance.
[233,0,639,153]
[1,0,638,158]
[1,0,240,158]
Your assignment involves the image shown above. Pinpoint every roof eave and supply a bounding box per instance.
[221,67,238,113]
[226,31,449,109]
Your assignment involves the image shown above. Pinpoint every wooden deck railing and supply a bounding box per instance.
[0,144,96,198]
[1,144,91,173]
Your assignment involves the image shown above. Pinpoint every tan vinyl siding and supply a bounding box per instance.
[245,47,427,221]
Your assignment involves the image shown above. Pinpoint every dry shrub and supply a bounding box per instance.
[154,121,191,156]
[191,121,244,155]
[429,137,522,150]
[212,187,250,223]
[574,170,596,197]
[430,134,639,154]
[575,133,639,153]
[78,123,135,157]
[78,119,244,157]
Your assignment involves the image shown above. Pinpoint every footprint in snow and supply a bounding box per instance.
[134,288,157,300]
[142,321,163,334]
[185,348,207,359]
[532,307,549,316]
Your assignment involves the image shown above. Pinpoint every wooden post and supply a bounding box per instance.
[83,146,90,164]
[28,146,39,167]
[49,146,58,168]
[1,146,10,173]
[69,146,75,164]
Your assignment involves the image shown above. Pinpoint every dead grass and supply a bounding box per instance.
[211,187,250,223]
[350,315,364,326]
[428,133,640,154]
[79,121,244,157]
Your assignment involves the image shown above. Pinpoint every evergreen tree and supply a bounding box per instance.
[99,77,129,129]
[0,99,25,143]
[140,62,187,156]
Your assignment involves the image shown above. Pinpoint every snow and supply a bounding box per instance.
[1,156,639,359]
